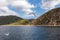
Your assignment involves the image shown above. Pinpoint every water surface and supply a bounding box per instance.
[0,26,60,40]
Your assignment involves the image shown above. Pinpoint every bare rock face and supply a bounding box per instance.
[33,7,60,25]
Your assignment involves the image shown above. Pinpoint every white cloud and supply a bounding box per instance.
[41,0,60,10]
[0,0,35,16]
[0,0,18,16]
[0,0,8,6]
[0,7,17,16]
[10,0,34,8]
[9,0,35,15]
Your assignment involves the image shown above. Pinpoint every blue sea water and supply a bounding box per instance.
[0,26,60,40]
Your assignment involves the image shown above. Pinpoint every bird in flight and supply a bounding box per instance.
[4,32,9,36]
[27,12,36,17]
[30,12,36,17]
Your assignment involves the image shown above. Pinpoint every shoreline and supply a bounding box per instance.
[0,25,60,26]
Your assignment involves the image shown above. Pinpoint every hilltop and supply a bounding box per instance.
[32,7,60,25]
[1,8,60,25]
[0,15,23,25]
[0,15,33,25]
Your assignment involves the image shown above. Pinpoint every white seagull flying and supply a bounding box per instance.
[4,32,9,36]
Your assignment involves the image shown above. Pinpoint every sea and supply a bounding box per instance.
[0,26,60,40]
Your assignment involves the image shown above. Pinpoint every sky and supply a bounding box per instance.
[0,0,60,19]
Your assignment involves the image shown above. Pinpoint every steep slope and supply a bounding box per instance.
[33,7,60,25]
[0,15,23,25]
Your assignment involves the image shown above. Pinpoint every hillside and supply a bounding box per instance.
[0,15,33,25]
[8,19,31,25]
[0,15,23,25]
[32,7,60,25]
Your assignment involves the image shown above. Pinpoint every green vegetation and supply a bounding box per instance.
[9,20,31,25]
[0,8,60,25]
[0,15,33,25]
[0,15,23,25]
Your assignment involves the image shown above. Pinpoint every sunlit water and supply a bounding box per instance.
[0,26,60,40]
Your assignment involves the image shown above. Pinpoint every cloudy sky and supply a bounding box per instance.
[0,0,60,19]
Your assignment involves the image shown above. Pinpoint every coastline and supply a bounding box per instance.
[0,25,60,26]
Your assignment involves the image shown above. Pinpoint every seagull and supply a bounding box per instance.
[28,12,36,17]
[4,32,9,36]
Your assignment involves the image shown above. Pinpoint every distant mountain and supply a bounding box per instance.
[0,15,23,25]
[32,7,60,25]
